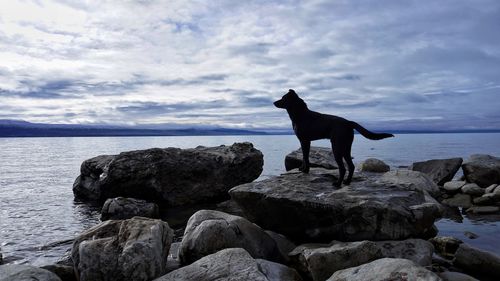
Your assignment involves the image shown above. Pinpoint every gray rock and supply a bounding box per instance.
[443,181,466,193]
[327,257,441,281]
[73,143,263,206]
[0,264,62,281]
[72,217,173,281]
[230,168,442,242]
[439,271,479,281]
[454,243,500,278]
[265,231,296,263]
[462,154,500,188]
[41,264,76,281]
[378,169,440,198]
[411,158,463,186]
[465,205,500,214]
[429,236,463,259]
[375,239,434,266]
[179,210,282,265]
[442,194,472,209]
[485,184,498,193]
[154,248,302,281]
[360,158,390,173]
[472,192,500,205]
[285,147,337,171]
[461,183,484,197]
[101,197,159,221]
[289,241,382,281]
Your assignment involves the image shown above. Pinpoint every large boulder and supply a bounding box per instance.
[285,147,337,171]
[375,239,434,266]
[73,143,263,205]
[230,168,442,242]
[454,243,500,278]
[462,154,500,188]
[154,248,302,281]
[378,169,440,198]
[0,264,62,281]
[411,158,463,186]
[72,217,173,281]
[289,241,382,281]
[327,258,441,281]
[178,210,282,264]
[359,158,390,173]
[100,197,159,221]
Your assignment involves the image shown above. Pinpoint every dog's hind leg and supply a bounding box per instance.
[343,132,355,185]
[299,140,310,173]
[332,142,345,188]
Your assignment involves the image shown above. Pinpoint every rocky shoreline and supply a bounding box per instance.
[1,143,500,281]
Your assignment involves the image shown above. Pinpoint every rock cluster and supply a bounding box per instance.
[100,197,159,221]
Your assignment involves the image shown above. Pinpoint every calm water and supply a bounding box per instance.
[1,133,500,265]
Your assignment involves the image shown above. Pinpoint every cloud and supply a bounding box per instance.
[0,0,499,129]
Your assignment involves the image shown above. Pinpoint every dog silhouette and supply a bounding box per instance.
[274,89,394,187]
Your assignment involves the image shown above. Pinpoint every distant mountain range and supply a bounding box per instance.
[0,119,499,137]
[0,119,269,137]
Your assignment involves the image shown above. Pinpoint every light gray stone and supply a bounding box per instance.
[285,147,338,171]
[461,183,484,197]
[327,258,441,281]
[462,154,500,188]
[454,243,500,278]
[72,217,173,281]
[230,168,442,242]
[0,264,62,281]
[443,181,466,193]
[472,192,500,205]
[378,169,440,198]
[100,197,159,221]
[179,210,282,265]
[485,184,498,193]
[154,248,302,281]
[411,158,463,185]
[442,194,472,209]
[73,143,263,206]
[360,158,390,173]
[289,241,382,281]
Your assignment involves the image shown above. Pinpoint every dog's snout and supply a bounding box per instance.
[274,100,284,108]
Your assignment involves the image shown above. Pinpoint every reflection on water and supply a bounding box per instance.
[0,133,499,264]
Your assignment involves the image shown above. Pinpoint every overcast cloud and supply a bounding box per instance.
[0,0,499,130]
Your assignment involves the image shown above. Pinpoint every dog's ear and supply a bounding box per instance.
[288,89,296,94]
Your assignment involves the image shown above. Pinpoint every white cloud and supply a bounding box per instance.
[0,0,499,129]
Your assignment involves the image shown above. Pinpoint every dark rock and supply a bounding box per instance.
[442,194,472,209]
[375,239,434,266]
[72,217,173,281]
[41,264,77,281]
[411,158,463,185]
[230,168,442,242]
[285,147,337,171]
[178,210,282,265]
[265,230,296,263]
[100,197,159,221]
[461,183,484,197]
[486,184,499,193]
[289,241,382,281]
[454,243,500,278]
[463,231,478,239]
[359,158,390,173]
[0,264,62,281]
[465,206,500,214]
[429,236,463,259]
[439,271,479,281]
[154,248,303,281]
[73,142,263,205]
[462,154,500,188]
[327,258,441,281]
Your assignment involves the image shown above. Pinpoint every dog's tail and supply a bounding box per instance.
[351,121,394,140]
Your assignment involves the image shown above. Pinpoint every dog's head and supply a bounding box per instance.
[274,89,307,110]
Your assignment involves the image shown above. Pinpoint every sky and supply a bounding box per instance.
[0,0,499,130]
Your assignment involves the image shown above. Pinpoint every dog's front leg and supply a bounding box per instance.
[299,140,310,173]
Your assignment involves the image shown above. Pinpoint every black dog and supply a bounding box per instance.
[274,89,394,187]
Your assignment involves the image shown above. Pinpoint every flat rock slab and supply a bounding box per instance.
[73,142,263,206]
[230,168,441,242]
[0,264,62,281]
[285,147,338,171]
[454,243,500,278]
